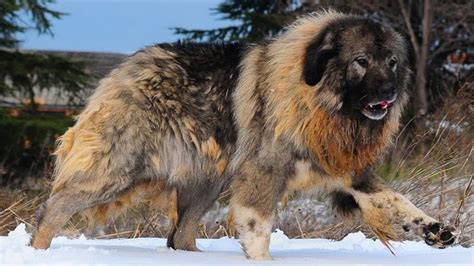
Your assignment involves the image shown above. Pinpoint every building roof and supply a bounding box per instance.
[1,49,128,108]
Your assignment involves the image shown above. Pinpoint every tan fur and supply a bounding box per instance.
[286,160,351,192]
[83,179,177,229]
[215,158,229,176]
[168,188,178,228]
[226,209,235,237]
[302,109,399,176]
[201,137,221,159]
[281,192,289,210]
[230,46,265,171]
[151,155,161,169]
[351,188,437,244]
[30,226,54,249]
[263,11,346,117]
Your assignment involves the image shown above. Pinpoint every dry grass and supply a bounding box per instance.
[0,189,45,235]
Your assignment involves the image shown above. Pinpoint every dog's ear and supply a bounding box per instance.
[303,32,338,86]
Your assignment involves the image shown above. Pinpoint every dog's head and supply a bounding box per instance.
[303,17,410,121]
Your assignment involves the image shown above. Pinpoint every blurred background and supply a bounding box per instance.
[0,0,472,247]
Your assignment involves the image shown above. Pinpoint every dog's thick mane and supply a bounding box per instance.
[234,10,407,176]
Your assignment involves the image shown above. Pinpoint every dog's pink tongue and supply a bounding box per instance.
[380,100,389,109]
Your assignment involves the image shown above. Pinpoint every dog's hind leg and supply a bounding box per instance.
[167,178,224,251]
[31,173,133,249]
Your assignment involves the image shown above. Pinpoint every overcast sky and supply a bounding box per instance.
[17,0,233,54]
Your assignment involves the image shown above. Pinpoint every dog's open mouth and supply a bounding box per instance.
[361,99,393,120]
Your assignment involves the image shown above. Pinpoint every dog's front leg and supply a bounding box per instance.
[332,167,456,248]
[229,161,286,260]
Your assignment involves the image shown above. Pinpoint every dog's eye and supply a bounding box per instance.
[389,58,397,70]
[355,57,368,68]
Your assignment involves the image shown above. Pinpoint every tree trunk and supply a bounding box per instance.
[27,85,38,109]
[414,0,432,115]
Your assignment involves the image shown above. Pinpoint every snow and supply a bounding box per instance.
[443,63,474,73]
[442,63,474,79]
[1,224,472,265]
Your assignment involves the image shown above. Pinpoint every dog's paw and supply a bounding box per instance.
[423,222,456,248]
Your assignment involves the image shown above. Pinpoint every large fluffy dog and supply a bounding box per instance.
[32,11,456,259]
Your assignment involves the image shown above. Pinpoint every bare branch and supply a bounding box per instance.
[413,0,433,115]
[397,0,420,57]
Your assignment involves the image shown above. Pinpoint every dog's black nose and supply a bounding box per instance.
[379,86,397,101]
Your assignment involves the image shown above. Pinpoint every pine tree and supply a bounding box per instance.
[0,0,89,108]
[173,0,300,42]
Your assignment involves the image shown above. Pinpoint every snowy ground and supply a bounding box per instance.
[1,224,472,265]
